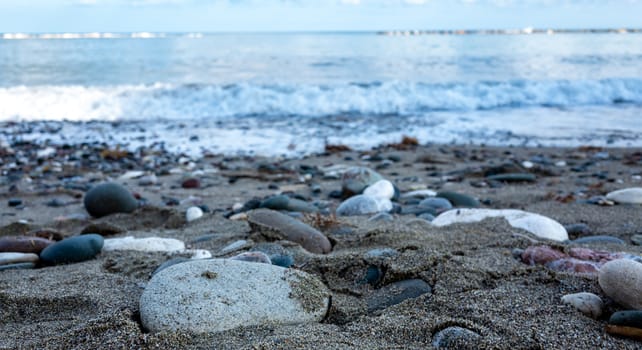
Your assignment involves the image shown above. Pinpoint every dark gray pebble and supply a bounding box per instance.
[270,254,294,268]
[83,182,138,218]
[8,198,22,207]
[418,197,452,213]
[486,173,536,182]
[564,223,591,236]
[366,279,432,312]
[609,310,642,329]
[39,234,104,265]
[436,191,480,208]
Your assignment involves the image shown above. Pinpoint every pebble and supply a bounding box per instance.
[486,173,536,182]
[609,310,642,328]
[220,240,249,254]
[118,170,145,180]
[260,195,318,213]
[186,206,204,222]
[571,235,626,245]
[435,191,480,208]
[181,177,201,189]
[83,182,138,218]
[432,208,569,241]
[229,251,272,264]
[269,254,294,268]
[561,292,603,319]
[599,259,642,310]
[139,259,330,333]
[368,212,394,222]
[8,198,22,207]
[336,195,392,216]
[0,262,36,271]
[418,213,436,221]
[363,180,395,199]
[138,174,158,186]
[606,187,642,204]
[432,326,482,349]
[364,248,399,260]
[366,279,432,312]
[400,189,437,199]
[341,167,384,195]
[564,223,591,236]
[102,236,185,253]
[0,252,39,265]
[39,234,104,265]
[247,209,331,254]
[418,197,452,214]
[0,236,54,254]
[632,234,642,246]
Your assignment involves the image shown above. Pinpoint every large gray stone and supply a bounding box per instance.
[599,259,642,310]
[83,182,138,218]
[140,259,330,333]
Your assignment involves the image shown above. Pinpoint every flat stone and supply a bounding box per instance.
[632,234,642,246]
[400,189,437,199]
[39,234,104,265]
[432,208,568,242]
[336,195,392,216]
[140,259,330,333]
[436,191,480,208]
[0,252,39,265]
[103,236,185,253]
[368,212,394,222]
[606,187,642,204]
[247,209,331,254]
[83,182,138,218]
[0,236,54,254]
[260,195,317,213]
[561,292,603,319]
[571,235,625,245]
[366,279,432,312]
[605,325,642,341]
[599,259,642,309]
[220,240,249,254]
[418,197,452,213]
[0,262,36,271]
[229,251,271,264]
[486,173,536,182]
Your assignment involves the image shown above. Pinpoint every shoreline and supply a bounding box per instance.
[1,142,642,349]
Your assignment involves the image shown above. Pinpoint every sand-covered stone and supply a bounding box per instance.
[561,292,603,319]
[606,187,642,204]
[140,259,330,333]
[247,209,331,254]
[432,208,568,241]
[599,259,642,310]
[83,182,138,218]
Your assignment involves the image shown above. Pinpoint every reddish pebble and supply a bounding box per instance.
[181,178,201,189]
[521,245,567,266]
[547,258,600,274]
[0,236,55,254]
[568,247,614,262]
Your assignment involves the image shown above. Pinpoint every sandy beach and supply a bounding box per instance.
[1,141,642,349]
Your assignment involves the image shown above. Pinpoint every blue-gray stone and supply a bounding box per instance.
[436,191,480,208]
[432,326,482,348]
[571,235,626,245]
[270,254,294,268]
[260,195,318,213]
[368,212,394,222]
[366,279,432,312]
[418,197,452,213]
[364,265,383,285]
[609,310,642,328]
[486,173,536,182]
[83,182,138,218]
[417,213,436,221]
[341,167,384,195]
[39,234,104,265]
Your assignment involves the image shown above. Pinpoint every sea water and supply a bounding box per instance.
[1,32,641,156]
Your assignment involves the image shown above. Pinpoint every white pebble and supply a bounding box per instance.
[432,208,568,241]
[232,203,244,211]
[186,206,204,222]
[0,252,39,265]
[363,179,395,199]
[103,236,186,253]
[521,161,534,169]
[606,187,642,204]
[561,292,603,319]
[119,170,145,180]
[401,189,437,199]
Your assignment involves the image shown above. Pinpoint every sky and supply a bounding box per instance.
[1,0,641,33]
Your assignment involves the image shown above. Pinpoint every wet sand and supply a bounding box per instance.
[1,142,642,349]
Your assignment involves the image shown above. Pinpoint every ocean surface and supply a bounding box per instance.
[1,32,641,156]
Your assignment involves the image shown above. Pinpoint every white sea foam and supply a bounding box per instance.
[0,79,640,122]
